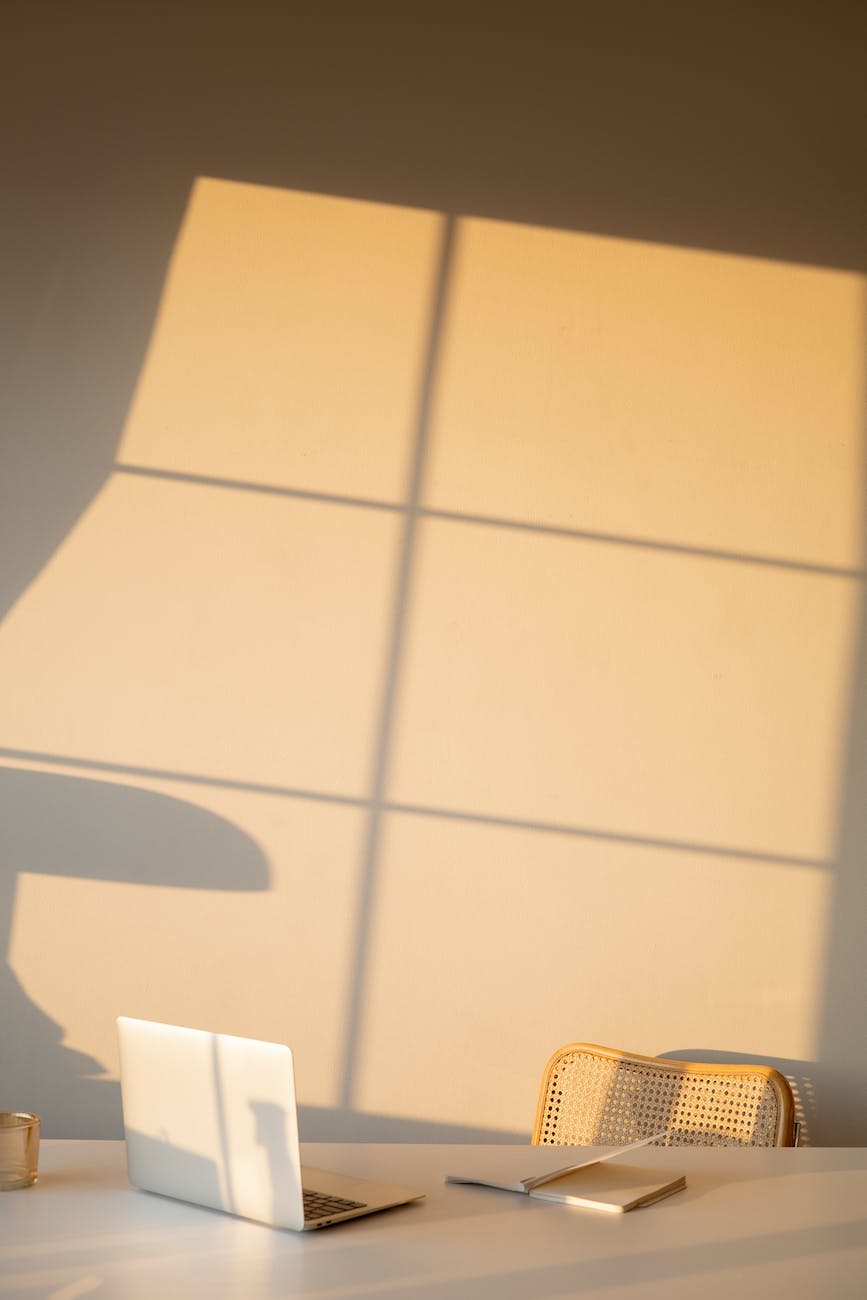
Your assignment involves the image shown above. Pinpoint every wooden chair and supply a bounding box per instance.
[533,1043,797,1147]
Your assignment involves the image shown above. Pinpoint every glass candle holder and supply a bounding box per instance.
[0,1112,41,1190]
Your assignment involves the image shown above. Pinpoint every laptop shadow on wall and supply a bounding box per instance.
[0,766,270,1135]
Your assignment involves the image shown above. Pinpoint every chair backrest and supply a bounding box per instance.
[533,1043,796,1147]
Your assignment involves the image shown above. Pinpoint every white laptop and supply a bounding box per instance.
[116,1017,424,1230]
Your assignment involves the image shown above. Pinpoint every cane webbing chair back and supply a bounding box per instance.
[533,1043,796,1148]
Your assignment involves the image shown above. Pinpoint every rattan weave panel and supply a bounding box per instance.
[535,1046,791,1147]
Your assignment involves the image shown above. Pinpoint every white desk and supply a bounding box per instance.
[1,1143,865,1298]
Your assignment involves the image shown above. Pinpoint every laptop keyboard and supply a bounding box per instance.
[303,1188,367,1221]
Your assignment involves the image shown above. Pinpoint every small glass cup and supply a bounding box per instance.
[0,1112,41,1190]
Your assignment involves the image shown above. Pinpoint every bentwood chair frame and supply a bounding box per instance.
[533,1042,797,1148]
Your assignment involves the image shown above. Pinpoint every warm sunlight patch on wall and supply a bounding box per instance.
[386,517,858,860]
[0,181,445,789]
[117,178,443,501]
[1,174,862,1143]
[387,223,864,860]
[0,474,400,792]
[424,218,864,568]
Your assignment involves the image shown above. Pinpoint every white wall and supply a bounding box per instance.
[1,1,865,1143]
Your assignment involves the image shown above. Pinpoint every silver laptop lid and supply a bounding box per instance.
[117,1017,306,1230]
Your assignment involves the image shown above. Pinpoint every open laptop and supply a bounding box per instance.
[116,1017,423,1230]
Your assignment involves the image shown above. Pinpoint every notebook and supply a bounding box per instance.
[529,1162,686,1213]
[116,1017,424,1231]
[446,1135,685,1213]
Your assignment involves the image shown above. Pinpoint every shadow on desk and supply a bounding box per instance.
[314,1216,867,1299]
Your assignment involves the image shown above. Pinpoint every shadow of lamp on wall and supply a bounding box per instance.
[0,766,270,1135]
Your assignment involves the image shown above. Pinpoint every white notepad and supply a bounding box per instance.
[446,1135,685,1213]
[529,1162,686,1213]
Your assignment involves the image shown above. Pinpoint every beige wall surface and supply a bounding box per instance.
[1,2,865,1146]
